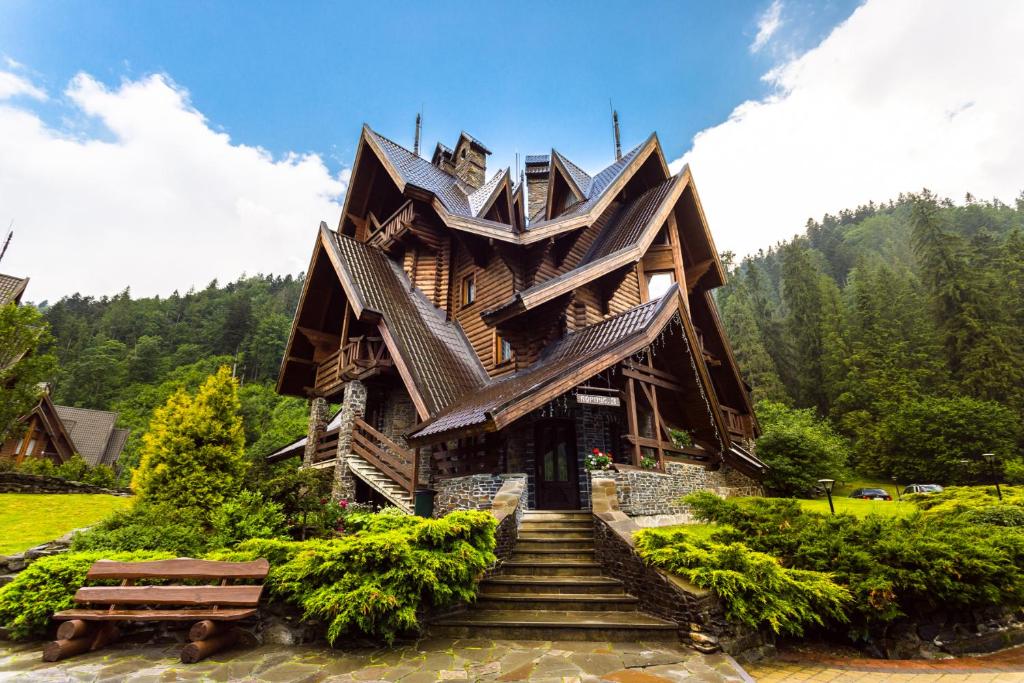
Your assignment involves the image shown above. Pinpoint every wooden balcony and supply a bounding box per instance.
[314,336,393,397]
[720,405,755,440]
[367,200,414,250]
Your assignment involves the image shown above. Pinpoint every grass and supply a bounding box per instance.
[0,493,132,554]
[795,496,916,518]
[833,476,900,498]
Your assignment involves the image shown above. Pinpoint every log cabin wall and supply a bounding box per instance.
[449,239,517,376]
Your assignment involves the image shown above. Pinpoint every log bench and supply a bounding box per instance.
[45,557,269,663]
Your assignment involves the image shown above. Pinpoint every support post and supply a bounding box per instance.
[302,397,329,467]
[626,377,641,467]
[331,379,367,501]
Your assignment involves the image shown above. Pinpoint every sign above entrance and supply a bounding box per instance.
[575,393,621,407]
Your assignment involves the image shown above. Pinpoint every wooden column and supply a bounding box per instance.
[646,355,665,470]
[625,377,641,466]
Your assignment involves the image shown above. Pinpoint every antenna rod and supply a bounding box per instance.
[413,112,422,156]
[613,110,622,161]
[0,226,11,265]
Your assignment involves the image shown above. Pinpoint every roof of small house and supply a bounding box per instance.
[53,405,130,467]
[266,409,344,463]
[0,273,29,306]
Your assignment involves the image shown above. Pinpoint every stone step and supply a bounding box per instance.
[521,511,591,522]
[480,575,624,595]
[430,609,679,642]
[475,593,639,612]
[519,522,592,533]
[510,549,596,562]
[514,539,595,552]
[499,561,603,577]
[516,530,593,541]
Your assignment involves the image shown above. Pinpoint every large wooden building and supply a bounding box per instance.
[272,126,764,512]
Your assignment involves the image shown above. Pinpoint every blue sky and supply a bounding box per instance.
[0,0,858,173]
[2,1,1021,301]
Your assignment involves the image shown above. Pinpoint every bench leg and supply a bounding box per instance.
[188,619,223,641]
[180,627,239,664]
[43,623,119,662]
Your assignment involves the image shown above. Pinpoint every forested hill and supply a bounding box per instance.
[716,190,1024,479]
[39,274,310,476]
[34,190,1024,483]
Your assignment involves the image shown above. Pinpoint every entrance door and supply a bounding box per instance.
[534,419,580,509]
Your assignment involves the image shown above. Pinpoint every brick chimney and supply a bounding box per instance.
[524,154,550,221]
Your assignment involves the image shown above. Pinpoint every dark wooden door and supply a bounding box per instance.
[534,419,580,509]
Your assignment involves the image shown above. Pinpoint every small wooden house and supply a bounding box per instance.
[272,126,765,513]
[1,391,130,469]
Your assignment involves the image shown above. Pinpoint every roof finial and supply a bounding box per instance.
[612,109,622,161]
[0,223,12,265]
[413,112,422,156]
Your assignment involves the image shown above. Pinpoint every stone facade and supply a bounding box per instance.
[0,472,130,496]
[0,528,78,596]
[433,473,528,517]
[330,379,367,501]
[302,397,330,466]
[593,462,762,517]
[453,140,487,190]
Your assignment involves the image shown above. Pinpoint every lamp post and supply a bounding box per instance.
[818,479,836,515]
[892,475,901,501]
[982,452,1003,501]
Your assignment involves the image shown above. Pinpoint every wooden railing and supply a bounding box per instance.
[720,405,755,440]
[314,336,392,396]
[311,427,340,464]
[351,417,418,495]
[367,200,414,248]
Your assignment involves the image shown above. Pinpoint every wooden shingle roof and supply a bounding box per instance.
[0,273,28,306]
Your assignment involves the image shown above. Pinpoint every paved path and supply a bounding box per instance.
[747,645,1024,682]
[0,638,751,682]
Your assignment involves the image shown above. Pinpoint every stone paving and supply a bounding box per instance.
[746,645,1024,682]
[0,638,752,682]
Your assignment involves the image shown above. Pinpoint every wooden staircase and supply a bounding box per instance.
[345,417,417,514]
[432,511,679,641]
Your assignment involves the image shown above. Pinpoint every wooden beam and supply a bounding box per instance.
[626,377,641,466]
[622,368,685,394]
[685,259,714,291]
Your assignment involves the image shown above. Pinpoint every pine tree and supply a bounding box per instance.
[720,282,789,403]
[132,366,245,513]
[781,242,833,412]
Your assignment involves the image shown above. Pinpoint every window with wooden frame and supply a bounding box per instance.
[645,271,675,300]
[493,332,514,366]
[460,273,476,307]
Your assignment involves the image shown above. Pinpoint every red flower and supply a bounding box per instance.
[592,447,600,454]
[319,498,327,505]
[339,499,348,509]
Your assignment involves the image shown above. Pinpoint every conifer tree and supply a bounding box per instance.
[720,283,788,403]
[132,366,245,513]
[0,304,57,441]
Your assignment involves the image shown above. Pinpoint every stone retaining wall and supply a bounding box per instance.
[0,529,79,595]
[0,472,131,496]
[433,473,528,517]
[593,462,762,516]
[590,477,774,658]
[489,478,527,563]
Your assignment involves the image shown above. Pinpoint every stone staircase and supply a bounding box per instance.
[432,510,679,641]
[345,455,412,513]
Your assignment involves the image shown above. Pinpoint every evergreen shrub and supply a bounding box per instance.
[682,491,1024,639]
[635,527,850,635]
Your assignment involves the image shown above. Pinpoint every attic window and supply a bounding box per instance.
[461,273,476,306]
[646,271,675,300]
[461,148,467,159]
[652,225,671,246]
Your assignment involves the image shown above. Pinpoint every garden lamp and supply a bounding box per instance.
[982,453,1003,501]
[818,479,836,515]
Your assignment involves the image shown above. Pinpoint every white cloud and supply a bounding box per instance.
[0,70,46,100]
[751,0,783,53]
[0,71,346,301]
[674,0,1024,258]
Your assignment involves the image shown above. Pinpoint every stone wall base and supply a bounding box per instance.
[0,472,130,496]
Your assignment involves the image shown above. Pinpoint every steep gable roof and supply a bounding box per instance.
[321,226,489,415]
[53,405,120,467]
[0,274,28,306]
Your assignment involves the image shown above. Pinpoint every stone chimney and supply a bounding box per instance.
[524,154,550,221]
[451,132,490,190]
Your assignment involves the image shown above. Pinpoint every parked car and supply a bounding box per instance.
[849,487,893,500]
[903,484,944,495]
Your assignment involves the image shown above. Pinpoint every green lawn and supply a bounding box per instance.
[796,496,916,518]
[833,476,901,498]
[0,493,131,554]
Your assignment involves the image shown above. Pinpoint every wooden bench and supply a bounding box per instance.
[46,557,269,663]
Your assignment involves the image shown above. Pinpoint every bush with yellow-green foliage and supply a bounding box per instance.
[209,509,497,643]
[635,526,850,636]
[1,509,497,644]
[131,366,245,513]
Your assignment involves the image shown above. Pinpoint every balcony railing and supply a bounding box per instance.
[351,418,418,494]
[720,404,755,440]
[314,336,393,397]
[367,200,415,249]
